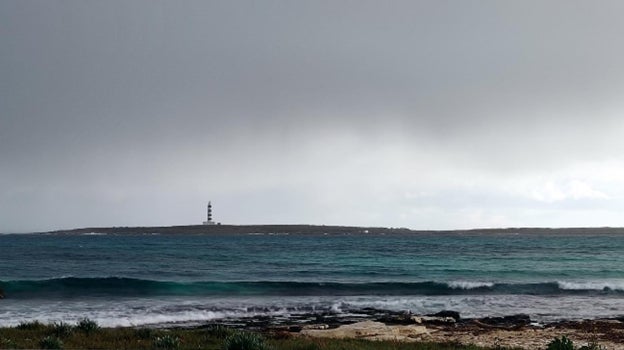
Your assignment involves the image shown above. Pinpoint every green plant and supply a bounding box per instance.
[40,336,63,349]
[134,327,155,339]
[547,336,574,350]
[0,337,17,349]
[223,331,270,350]
[16,320,46,330]
[153,334,181,350]
[52,321,73,338]
[76,318,99,335]
[207,324,235,339]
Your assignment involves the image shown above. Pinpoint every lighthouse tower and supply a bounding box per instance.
[203,201,216,225]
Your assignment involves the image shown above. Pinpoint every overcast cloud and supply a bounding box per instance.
[2,0,624,232]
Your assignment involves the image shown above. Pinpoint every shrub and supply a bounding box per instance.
[223,331,270,350]
[207,324,235,339]
[76,318,99,335]
[134,327,155,339]
[547,336,574,350]
[153,334,181,350]
[0,337,17,349]
[16,320,46,330]
[52,322,74,338]
[40,336,63,349]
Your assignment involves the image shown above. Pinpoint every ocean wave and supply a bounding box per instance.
[447,281,495,289]
[557,280,624,291]
[2,277,623,299]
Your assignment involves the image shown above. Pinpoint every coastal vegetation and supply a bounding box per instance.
[39,336,63,349]
[222,331,269,350]
[0,320,612,350]
[76,318,99,335]
[0,320,510,350]
[547,336,607,350]
[547,336,575,350]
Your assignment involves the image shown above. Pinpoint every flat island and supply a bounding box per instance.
[38,224,624,236]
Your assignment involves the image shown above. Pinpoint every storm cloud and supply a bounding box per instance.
[2,1,624,232]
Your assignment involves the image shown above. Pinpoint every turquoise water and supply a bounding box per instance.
[1,232,624,326]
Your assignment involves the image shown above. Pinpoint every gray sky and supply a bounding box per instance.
[2,0,624,232]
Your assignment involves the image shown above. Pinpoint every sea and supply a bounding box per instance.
[1,231,624,327]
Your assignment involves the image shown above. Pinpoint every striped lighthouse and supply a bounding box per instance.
[203,201,216,225]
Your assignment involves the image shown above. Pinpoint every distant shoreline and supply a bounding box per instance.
[25,224,624,236]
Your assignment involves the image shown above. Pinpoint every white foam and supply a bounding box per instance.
[3,293,624,327]
[557,280,624,291]
[98,310,250,327]
[447,281,495,289]
[330,302,344,313]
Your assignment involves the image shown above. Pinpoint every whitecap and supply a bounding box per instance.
[447,281,495,289]
[557,280,624,291]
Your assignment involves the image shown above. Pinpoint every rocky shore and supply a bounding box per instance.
[299,317,624,349]
[193,309,624,349]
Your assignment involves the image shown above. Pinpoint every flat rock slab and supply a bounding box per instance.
[300,321,429,342]
[298,319,624,349]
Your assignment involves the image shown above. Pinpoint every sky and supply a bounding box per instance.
[2,1,624,232]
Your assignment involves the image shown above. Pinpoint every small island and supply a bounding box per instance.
[37,224,624,236]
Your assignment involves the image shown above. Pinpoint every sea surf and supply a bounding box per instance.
[1,231,624,326]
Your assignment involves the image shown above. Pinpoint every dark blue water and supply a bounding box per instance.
[1,232,624,326]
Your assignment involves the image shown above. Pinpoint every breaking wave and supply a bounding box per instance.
[2,277,624,299]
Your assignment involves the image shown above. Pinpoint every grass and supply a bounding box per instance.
[76,318,99,335]
[223,331,269,350]
[39,336,63,349]
[547,336,574,350]
[15,320,46,331]
[153,334,181,350]
[51,322,73,338]
[0,322,508,350]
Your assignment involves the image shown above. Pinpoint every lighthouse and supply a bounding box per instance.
[203,201,216,225]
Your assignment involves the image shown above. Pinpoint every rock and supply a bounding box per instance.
[300,320,429,341]
[420,316,456,324]
[288,325,303,332]
[428,310,461,321]
[378,310,460,325]
[607,316,624,323]
[377,311,416,325]
[302,324,329,330]
[476,314,531,329]
[599,319,623,324]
